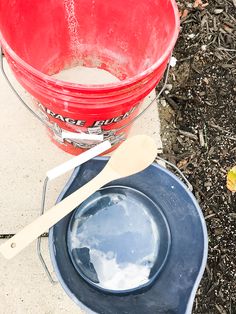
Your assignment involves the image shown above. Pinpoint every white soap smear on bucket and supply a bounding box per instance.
[53,66,120,84]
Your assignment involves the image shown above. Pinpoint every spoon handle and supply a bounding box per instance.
[0,167,117,259]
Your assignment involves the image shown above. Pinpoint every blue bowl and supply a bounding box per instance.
[49,157,208,314]
[67,185,171,294]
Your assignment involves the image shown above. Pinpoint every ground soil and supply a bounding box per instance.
[159,0,236,313]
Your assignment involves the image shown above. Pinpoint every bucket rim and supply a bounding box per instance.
[0,0,180,90]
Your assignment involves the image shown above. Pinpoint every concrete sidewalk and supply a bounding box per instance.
[0,59,162,313]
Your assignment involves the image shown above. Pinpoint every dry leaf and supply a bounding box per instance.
[226,166,236,192]
[177,159,188,169]
[193,0,208,10]
[182,9,189,19]
[193,0,203,8]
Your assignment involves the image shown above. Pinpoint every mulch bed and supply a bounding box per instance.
[159,0,236,313]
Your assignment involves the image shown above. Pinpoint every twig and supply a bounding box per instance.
[179,130,198,140]
[199,129,205,147]
[217,47,236,52]
[178,55,194,62]
[163,92,179,110]
[208,122,236,141]
[209,122,227,133]
[215,304,227,314]
[205,264,213,280]
[192,183,207,200]
[204,124,208,149]
[228,13,236,23]
[172,95,189,101]
[226,136,236,141]
[215,305,222,314]
[191,64,201,74]
[205,213,216,220]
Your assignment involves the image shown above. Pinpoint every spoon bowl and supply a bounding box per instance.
[107,135,157,177]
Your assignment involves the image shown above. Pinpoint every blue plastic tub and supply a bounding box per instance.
[49,157,208,314]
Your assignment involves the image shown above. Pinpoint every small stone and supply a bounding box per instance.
[165,84,173,91]
[204,181,212,187]
[214,228,223,236]
[160,99,167,107]
[229,213,236,219]
[188,33,195,39]
[170,57,177,67]
[188,34,196,39]
[214,8,224,14]
[201,45,207,51]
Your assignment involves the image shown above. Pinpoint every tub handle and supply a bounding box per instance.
[156,156,193,191]
[37,141,111,283]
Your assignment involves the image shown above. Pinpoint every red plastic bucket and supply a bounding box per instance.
[0,0,179,155]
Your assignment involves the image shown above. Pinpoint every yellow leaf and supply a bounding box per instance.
[227,166,236,192]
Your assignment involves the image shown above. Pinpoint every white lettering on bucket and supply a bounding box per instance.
[38,104,86,127]
[92,106,137,127]
[38,103,137,128]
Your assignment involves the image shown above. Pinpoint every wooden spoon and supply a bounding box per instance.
[0,135,157,259]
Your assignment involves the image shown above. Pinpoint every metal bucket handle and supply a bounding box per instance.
[0,46,171,145]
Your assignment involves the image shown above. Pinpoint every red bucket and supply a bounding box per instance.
[0,0,179,155]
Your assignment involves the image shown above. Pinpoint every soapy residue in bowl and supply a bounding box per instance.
[68,190,159,290]
[53,66,120,84]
